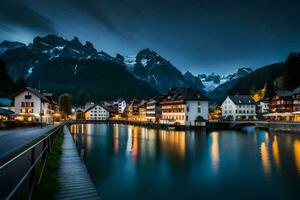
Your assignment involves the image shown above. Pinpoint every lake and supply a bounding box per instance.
[69,123,300,200]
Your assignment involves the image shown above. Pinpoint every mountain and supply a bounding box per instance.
[183,71,205,91]
[199,67,252,92]
[0,35,159,103]
[123,48,205,93]
[0,41,26,55]
[206,67,253,102]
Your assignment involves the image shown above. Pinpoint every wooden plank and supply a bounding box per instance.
[55,126,101,200]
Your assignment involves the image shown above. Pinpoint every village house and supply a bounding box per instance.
[269,91,293,113]
[117,98,127,114]
[137,100,148,121]
[221,95,256,120]
[146,96,164,123]
[84,103,110,120]
[257,99,269,114]
[160,88,209,125]
[12,87,58,124]
[292,87,300,112]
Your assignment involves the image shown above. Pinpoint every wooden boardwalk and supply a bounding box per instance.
[55,126,101,200]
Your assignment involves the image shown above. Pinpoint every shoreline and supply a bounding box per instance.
[68,119,300,132]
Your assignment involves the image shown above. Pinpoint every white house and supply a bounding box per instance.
[84,104,110,120]
[160,88,209,125]
[221,95,256,120]
[257,100,269,114]
[13,87,58,124]
[117,99,127,114]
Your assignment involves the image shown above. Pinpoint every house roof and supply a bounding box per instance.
[0,108,14,116]
[228,95,256,105]
[292,86,300,95]
[84,103,111,113]
[117,98,126,103]
[11,87,50,102]
[275,90,293,97]
[167,88,209,101]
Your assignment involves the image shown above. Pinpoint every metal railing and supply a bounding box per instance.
[0,123,65,200]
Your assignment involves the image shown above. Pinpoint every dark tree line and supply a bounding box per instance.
[283,52,300,90]
[0,59,27,95]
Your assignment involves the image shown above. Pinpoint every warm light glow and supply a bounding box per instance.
[159,130,186,161]
[251,84,267,102]
[261,142,271,176]
[294,140,300,175]
[114,124,119,155]
[131,126,139,162]
[211,132,219,173]
[272,136,281,170]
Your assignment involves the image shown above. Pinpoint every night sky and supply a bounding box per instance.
[0,0,300,74]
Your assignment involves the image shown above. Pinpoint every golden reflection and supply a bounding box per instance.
[126,126,132,153]
[272,136,281,170]
[113,124,119,155]
[159,131,186,161]
[261,142,271,176]
[265,133,269,145]
[81,124,84,134]
[211,132,219,173]
[86,124,91,135]
[131,127,139,161]
[294,140,300,175]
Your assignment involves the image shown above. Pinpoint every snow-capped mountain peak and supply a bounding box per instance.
[199,67,252,92]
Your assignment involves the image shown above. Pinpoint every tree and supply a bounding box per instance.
[14,78,27,92]
[58,93,72,119]
[77,90,91,106]
[283,52,300,90]
[0,59,14,94]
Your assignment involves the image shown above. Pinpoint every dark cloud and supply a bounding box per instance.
[0,0,56,34]
[0,0,300,74]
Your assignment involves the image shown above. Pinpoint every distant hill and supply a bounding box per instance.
[227,63,285,98]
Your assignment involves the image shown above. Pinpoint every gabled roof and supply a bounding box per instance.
[84,103,111,113]
[228,95,256,105]
[11,87,50,102]
[166,88,208,101]
[275,90,293,97]
[0,108,14,116]
[117,98,126,103]
[292,86,300,95]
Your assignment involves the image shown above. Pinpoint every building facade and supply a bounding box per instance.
[257,100,269,114]
[160,88,209,125]
[13,87,58,124]
[221,95,256,120]
[292,87,300,112]
[269,91,293,113]
[84,104,110,120]
[117,99,127,114]
[146,98,163,123]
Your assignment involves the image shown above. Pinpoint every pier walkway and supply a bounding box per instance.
[55,126,100,200]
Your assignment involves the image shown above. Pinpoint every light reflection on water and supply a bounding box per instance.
[70,124,300,200]
[210,132,219,174]
[294,140,300,175]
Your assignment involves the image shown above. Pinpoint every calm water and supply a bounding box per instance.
[69,124,300,200]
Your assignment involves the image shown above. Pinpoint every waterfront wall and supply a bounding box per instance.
[69,119,300,132]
